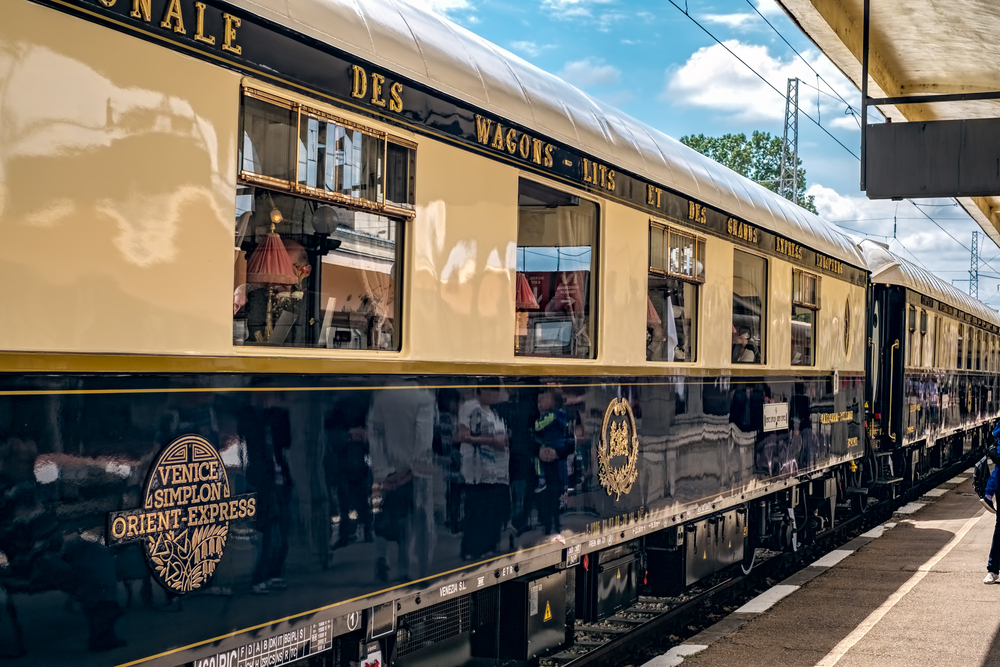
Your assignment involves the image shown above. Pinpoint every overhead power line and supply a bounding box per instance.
[666,0,860,160]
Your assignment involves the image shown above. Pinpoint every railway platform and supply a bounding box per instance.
[647,470,1000,667]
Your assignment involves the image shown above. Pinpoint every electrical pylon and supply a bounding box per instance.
[779,78,799,205]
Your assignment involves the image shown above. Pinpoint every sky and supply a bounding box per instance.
[407,0,1000,309]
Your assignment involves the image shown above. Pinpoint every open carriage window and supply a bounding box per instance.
[647,222,702,362]
[234,86,413,350]
[515,178,598,359]
[732,250,767,364]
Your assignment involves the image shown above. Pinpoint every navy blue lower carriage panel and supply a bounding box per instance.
[0,372,861,664]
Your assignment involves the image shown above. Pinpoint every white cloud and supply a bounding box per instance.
[510,41,553,57]
[541,0,614,19]
[663,40,858,126]
[809,184,979,276]
[754,0,785,18]
[405,0,474,18]
[701,12,757,29]
[559,57,622,88]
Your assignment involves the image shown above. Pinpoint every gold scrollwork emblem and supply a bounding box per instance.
[598,398,639,500]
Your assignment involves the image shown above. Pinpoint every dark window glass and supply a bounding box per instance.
[385,141,416,210]
[958,324,964,369]
[733,250,766,364]
[240,96,297,182]
[515,179,597,359]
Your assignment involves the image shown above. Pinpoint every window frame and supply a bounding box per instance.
[732,248,769,365]
[234,85,413,352]
[790,268,820,367]
[514,176,601,360]
[647,220,704,363]
[239,85,417,220]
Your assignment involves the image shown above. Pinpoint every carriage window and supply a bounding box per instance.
[515,179,598,359]
[907,306,917,366]
[967,325,975,369]
[647,223,703,362]
[733,250,767,364]
[791,269,818,366]
[933,316,941,367]
[976,330,983,371]
[235,87,414,351]
[957,324,964,369]
[919,310,927,367]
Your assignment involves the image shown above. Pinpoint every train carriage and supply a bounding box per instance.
[861,240,1000,489]
[0,0,955,666]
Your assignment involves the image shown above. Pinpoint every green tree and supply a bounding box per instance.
[679,131,818,215]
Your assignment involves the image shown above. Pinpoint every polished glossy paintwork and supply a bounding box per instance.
[0,372,860,665]
[0,0,240,356]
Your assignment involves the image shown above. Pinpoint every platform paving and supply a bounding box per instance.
[645,472,1000,667]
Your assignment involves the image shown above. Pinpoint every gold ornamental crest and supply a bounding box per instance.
[107,434,256,594]
[598,398,639,500]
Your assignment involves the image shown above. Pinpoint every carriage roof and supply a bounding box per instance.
[859,239,1000,327]
[228,0,865,269]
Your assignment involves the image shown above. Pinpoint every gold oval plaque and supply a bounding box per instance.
[598,398,639,501]
[107,434,255,594]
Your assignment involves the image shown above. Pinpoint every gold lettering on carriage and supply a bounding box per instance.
[350,65,404,113]
[815,254,844,274]
[100,0,245,55]
[597,398,639,501]
[727,217,758,244]
[582,158,615,192]
[107,434,255,595]
[775,238,803,260]
[688,201,708,224]
[474,115,555,167]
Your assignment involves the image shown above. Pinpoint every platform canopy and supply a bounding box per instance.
[776,0,1000,246]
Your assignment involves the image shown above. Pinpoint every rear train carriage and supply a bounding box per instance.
[860,240,1000,491]
[0,0,866,664]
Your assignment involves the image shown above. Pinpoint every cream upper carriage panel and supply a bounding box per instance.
[0,0,240,356]
[225,0,865,275]
[860,240,1000,330]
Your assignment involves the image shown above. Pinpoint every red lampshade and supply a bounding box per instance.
[515,272,540,310]
[246,232,297,286]
[646,295,662,326]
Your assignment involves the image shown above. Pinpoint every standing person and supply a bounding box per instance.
[981,422,1000,583]
[533,386,574,536]
[458,380,510,560]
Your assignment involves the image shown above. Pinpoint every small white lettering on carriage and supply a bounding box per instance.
[763,403,789,432]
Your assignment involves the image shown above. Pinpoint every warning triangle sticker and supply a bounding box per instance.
[544,601,552,621]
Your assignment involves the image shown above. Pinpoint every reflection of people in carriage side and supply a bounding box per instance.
[0,437,126,653]
[367,383,436,583]
[325,392,373,551]
[239,398,293,595]
[458,383,510,561]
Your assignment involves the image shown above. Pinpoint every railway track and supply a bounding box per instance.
[540,456,977,667]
